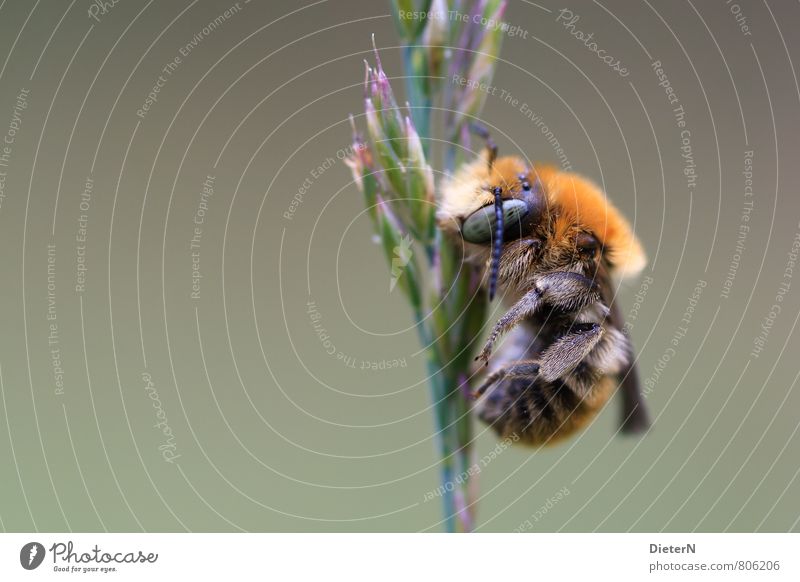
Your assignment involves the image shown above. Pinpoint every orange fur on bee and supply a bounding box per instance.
[438,154,646,279]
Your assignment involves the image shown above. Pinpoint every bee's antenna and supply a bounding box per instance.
[489,186,504,301]
[469,122,503,299]
[469,122,497,172]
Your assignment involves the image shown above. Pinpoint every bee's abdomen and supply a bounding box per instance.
[477,373,612,446]
[474,319,617,445]
[477,379,572,445]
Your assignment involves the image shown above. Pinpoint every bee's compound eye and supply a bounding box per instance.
[461,199,529,244]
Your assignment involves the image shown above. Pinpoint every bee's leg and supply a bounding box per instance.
[473,361,540,398]
[538,323,604,383]
[476,288,542,364]
[536,271,603,314]
[476,271,601,365]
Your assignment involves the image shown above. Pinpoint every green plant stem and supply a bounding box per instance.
[401,45,432,156]
[413,313,458,532]
[398,30,480,533]
[414,238,474,532]
[413,288,474,532]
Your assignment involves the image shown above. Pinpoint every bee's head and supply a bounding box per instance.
[442,148,645,303]
[460,174,547,300]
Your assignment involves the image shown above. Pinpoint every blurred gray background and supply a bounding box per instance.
[0,0,798,532]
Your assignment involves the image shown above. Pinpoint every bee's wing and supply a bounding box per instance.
[616,338,650,433]
[603,275,651,434]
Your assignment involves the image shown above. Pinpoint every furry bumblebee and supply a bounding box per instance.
[438,128,649,446]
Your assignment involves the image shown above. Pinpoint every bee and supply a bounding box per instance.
[438,126,649,446]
